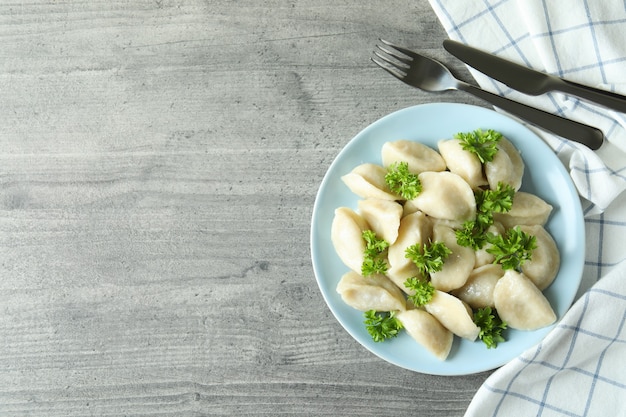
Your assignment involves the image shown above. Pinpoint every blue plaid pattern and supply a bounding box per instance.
[427,1,626,415]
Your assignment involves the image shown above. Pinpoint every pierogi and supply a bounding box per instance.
[330,130,561,360]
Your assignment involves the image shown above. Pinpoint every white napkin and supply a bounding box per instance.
[426,1,626,415]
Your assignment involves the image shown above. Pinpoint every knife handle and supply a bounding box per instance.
[459,83,604,150]
[559,79,626,114]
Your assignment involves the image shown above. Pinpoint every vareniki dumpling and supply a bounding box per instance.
[336,271,406,312]
[331,207,369,274]
[397,309,453,361]
[438,138,487,189]
[410,171,476,222]
[424,290,480,341]
[493,269,556,330]
[493,192,553,228]
[381,140,447,173]
[387,211,432,274]
[452,264,504,309]
[485,137,524,191]
[518,224,560,290]
[430,223,475,292]
[357,198,403,245]
[341,163,398,200]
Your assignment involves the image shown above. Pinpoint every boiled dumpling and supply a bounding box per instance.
[410,171,476,222]
[381,140,446,174]
[357,198,403,245]
[485,137,524,191]
[341,163,398,200]
[451,264,504,309]
[336,271,406,312]
[424,290,480,341]
[493,269,556,330]
[493,192,553,228]
[386,263,426,295]
[438,138,487,189]
[430,223,475,291]
[518,224,560,290]
[331,207,369,274]
[388,211,432,273]
[397,309,453,361]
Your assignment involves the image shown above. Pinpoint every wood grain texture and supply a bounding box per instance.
[0,1,491,415]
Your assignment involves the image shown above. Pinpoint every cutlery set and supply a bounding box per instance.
[371,39,626,150]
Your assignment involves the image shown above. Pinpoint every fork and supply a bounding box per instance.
[372,39,604,150]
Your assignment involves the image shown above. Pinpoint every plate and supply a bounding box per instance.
[310,103,585,375]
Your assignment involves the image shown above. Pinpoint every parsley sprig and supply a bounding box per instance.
[476,183,515,222]
[384,161,422,200]
[455,129,502,163]
[361,230,389,276]
[363,310,403,342]
[487,226,537,270]
[474,307,507,349]
[404,277,435,306]
[456,182,515,250]
[405,241,452,275]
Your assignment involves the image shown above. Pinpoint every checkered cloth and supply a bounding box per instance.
[426,1,626,415]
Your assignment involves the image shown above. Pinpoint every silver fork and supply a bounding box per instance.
[372,39,604,150]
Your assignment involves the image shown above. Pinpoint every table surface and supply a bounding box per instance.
[0,1,493,415]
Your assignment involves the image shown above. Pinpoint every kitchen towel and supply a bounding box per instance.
[426,1,626,415]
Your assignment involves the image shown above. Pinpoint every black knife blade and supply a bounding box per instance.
[443,39,626,113]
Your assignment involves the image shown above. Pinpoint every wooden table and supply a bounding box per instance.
[0,1,491,415]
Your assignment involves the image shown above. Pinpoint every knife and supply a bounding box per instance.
[443,39,626,114]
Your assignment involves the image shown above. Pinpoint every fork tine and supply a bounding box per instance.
[375,43,412,66]
[378,39,420,61]
[371,55,407,80]
[372,50,408,70]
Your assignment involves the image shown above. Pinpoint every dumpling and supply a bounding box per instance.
[331,207,369,274]
[424,290,480,341]
[410,171,477,222]
[388,211,432,272]
[438,138,487,189]
[493,192,553,228]
[518,225,560,290]
[451,264,504,309]
[386,263,426,295]
[397,309,453,361]
[484,137,524,191]
[341,163,398,200]
[430,223,475,292]
[336,271,406,312]
[381,140,446,174]
[357,198,403,245]
[493,269,556,330]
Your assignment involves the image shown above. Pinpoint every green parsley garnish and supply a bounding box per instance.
[361,230,389,276]
[456,182,515,250]
[455,220,488,250]
[455,129,502,163]
[486,226,537,270]
[405,241,452,275]
[477,182,515,217]
[404,277,435,307]
[474,307,507,349]
[363,310,403,342]
[384,161,422,200]
[361,257,388,277]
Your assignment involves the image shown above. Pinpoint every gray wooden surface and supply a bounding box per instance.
[0,1,492,416]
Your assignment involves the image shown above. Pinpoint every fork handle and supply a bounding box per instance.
[460,83,604,150]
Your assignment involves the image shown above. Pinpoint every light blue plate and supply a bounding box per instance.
[310,103,585,375]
